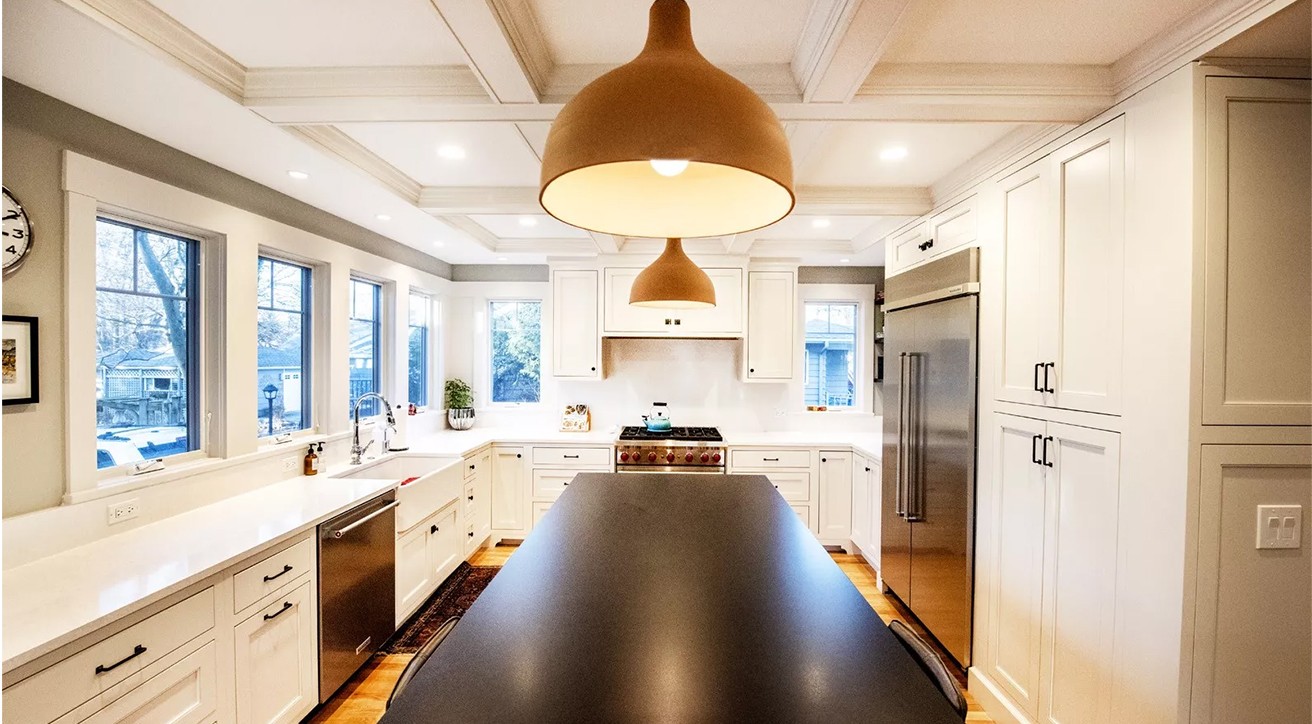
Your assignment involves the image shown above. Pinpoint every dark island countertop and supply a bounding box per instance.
[381,473,962,723]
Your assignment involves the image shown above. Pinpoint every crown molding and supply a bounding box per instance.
[929,123,1070,206]
[286,125,422,203]
[486,0,554,98]
[59,0,245,100]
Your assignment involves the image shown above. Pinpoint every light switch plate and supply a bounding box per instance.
[1256,505,1302,550]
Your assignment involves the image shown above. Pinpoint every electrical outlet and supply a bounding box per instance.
[282,455,298,473]
[107,498,140,525]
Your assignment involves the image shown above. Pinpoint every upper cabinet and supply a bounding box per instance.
[745,270,795,381]
[603,267,744,336]
[996,116,1126,417]
[1201,77,1312,426]
[887,195,978,276]
[552,269,601,379]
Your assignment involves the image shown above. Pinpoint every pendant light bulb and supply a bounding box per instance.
[650,159,690,177]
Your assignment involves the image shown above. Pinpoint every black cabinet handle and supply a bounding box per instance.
[262,564,293,583]
[763,457,779,462]
[1031,435,1043,465]
[431,524,439,534]
[1043,363,1056,393]
[563,454,579,459]
[264,601,293,621]
[665,319,672,325]
[1034,363,1044,392]
[563,481,570,486]
[95,644,147,675]
[1042,436,1054,468]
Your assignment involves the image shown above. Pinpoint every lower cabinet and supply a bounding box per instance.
[428,506,461,585]
[851,454,876,558]
[491,446,526,534]
[532,500,554,528]
[232,582,317,724]
[818,451,853,544]
[987,412,1121,723]
[395,523,434,624]
[60,641,218,724]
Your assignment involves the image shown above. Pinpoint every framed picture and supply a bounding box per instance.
[3,316,39,405]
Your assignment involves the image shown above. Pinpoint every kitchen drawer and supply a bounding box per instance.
[464,521,479,557]
[232,535,314,614]
[789,504,811,528]
[56,641,217,724]
[888,196,978,275]
[763,471,811,502]
[730,449,812,469]
[5,588,215,723]
[531,500,554,529]
[532,469,580,499]
[461,480,476,520]
[462,455,479,480]
[531,446,611,468]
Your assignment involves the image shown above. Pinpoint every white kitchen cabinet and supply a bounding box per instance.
[886,221,928,274]
[603,267,743,336]
[396,523,432,624]
[862,458,880,569]
[987,412,1121,722]
[551,269,601,378]
[56,642,218,724]
[851,454,870,554]
[531,500,554,528]
[491,446,526,533]
[887,197,978,276]
[745,270,795,380]
[818,451,852,544]
[428,506,461,585]
[471,448,492,547]
[996,117,1125,417]
[232,582,317,724]
[1200,77,1312,425]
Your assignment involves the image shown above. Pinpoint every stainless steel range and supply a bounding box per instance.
[616,426,725,473]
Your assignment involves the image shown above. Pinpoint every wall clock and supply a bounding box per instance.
[3,187,34,275]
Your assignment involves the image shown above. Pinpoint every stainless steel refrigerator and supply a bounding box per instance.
[881,248,979,667]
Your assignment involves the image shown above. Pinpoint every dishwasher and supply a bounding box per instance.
[318,490,397,702]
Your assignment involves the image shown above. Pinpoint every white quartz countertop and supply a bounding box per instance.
[2,474,396,673]
[722,431,882,460]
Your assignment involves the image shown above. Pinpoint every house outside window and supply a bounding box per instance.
[349,278,383,417]
[408,292,432,407]
[489,300,541,404]
[94,218,199,469]
[804,302,858,409]
[256,256,312,436]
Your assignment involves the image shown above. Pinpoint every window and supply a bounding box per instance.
[95,218,198,469]
[257,257,312,437]
[804,302,858,409]
[489,300,541,404]
[408,292,432,407]
[349,278,382,417]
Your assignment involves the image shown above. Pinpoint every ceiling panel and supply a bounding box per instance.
[796,122,1020,187]
[754,215,883,241]
[530,0,814,65]
[469,214,590,239]
[147,0,468,67]
[882,0,1213,64]
[337,123,543,187]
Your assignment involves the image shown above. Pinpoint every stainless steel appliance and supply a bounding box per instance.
[616,426,726,473]
[881,248,979,667]
[318,491,398,702]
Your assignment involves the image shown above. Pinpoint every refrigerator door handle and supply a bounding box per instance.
[896,352,909,518]
[906,352,925,522]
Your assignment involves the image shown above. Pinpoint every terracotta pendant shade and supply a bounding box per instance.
[629,239,716,309]
[539,0,794,239]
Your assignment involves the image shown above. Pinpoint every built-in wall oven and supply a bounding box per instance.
[615,426,726,474]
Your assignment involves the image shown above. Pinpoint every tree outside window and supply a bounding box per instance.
[804,302,858,409]
[489,300,541,404]
[408,293,431,407]
[349,279,382,417]
[256,257,311,436]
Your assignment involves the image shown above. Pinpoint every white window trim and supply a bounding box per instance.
[347,274,390,420]
[254,250,319,442]
[485,297,545,410]
[798,284,878,415]
[407,289,437,412]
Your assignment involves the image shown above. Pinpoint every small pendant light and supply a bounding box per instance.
[630,239,715,308]
[539,0,795,240]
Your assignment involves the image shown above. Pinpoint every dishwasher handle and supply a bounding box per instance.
[329,501,399,539]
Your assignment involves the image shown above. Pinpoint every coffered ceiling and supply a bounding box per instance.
[3,0,1303,266]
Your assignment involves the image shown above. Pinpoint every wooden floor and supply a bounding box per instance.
[309,545,991,723]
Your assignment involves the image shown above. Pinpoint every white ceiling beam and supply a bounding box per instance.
[286,125,422,203]
[541,62,802,103]
[793,0,912,103]
[497,238,599,256]
[417,186,541,214]
[588,232,621,254]
[437,215,500,252]
[724,233,757,255]
[785,121,833,172]
[424,0,546,103]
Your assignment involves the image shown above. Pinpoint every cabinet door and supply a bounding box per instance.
[531,500,554,529]
[818,451,852,542]
[491,447,526,532]
[66,642,218,724]
[472,450,492,545]
[887,221,928,274]
[604,267,743,335]
[1201,77,1312,425]
[864,461,881,569]
[233,582,317,724]
[1049,116,1125,416]
[745,271,795,380]
[674,268,744,334]
[396,524,432,624]
[996,160,1050,407]
[850,454,870,553]
[552,270,600,378]
[603,268,671,333]
[1038,422,1121,724]
[427,506,461,584]
[987,413,1048,717]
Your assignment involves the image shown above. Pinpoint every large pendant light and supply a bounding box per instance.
[539,0,795,240]
[630,239,715,308]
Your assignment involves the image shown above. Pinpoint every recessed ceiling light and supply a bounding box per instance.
[287,170,309,180]
[519,216,539,227]
[437,144,466,160]
[497,256,509,262]
[811,218,831,229]
[433,241,445,247]
[376,214,391,221]
[840,258,851,264]
[879,146,909,162]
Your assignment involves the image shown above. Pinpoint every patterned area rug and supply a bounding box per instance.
[383,562,500,654]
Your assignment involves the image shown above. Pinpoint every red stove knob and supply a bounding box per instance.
[711,452,722,463]
[666,452,676,463]
[619,451,629,462]
[700,452,710,463]
[648,452,657,462]
[685,451,695,462]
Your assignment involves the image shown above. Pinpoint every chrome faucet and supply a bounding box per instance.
[351,392,396,465]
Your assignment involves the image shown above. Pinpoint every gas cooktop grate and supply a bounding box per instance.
[618,426,724,442]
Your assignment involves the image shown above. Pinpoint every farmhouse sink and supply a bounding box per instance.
[331,453,463,532]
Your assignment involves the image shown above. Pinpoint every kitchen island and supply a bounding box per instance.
[382,472,959,723]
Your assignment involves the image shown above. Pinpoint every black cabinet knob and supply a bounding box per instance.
[516,453,522,458]
[468,531,474,538]
[431,524,438,534]
[749,368,755,373]
[821,457,827,463]
[468,494,474,501]
[591,367,596,371]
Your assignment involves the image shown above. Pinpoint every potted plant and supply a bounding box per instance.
[444,378,475,430]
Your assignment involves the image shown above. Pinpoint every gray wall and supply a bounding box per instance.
[450,264,549,282]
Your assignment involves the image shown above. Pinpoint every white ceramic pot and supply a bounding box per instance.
[448,407,476,430]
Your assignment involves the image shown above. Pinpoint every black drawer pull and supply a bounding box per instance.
[563,481,570,486]
[1042,436,1054,468]
[95,644,147,675]
[1034,363,1044,392]
[1043,362,1056,393]
[264,601,293,621]
[1031,435,1043,466]
[762,457,779,462]
[563,454,579,459]
[263,564,293,582]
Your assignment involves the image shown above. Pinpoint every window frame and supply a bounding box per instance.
[797,285,877,415]
[255,254,314,439]
[407,290,435,410]
[93,215,206,478]
[348,276,385,418]
[486,298,543,408]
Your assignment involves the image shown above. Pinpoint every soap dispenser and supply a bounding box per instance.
[303,443,319,476]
